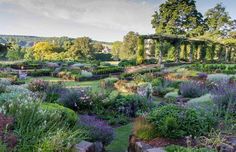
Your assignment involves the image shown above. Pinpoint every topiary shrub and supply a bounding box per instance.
[147,104,215,138]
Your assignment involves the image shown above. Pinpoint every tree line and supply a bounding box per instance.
[0,37,106,61]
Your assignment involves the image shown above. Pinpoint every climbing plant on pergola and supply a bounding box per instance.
[136,34,233,64]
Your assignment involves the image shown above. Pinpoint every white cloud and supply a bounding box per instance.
[0,0,164,41]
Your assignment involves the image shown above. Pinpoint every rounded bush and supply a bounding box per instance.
[40,103,78,126]
[148,104,215,138]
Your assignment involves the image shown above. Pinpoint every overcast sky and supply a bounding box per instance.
[0,0,235,42]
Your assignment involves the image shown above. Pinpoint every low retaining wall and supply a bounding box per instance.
[128,135,165,152]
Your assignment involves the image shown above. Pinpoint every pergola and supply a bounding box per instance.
[136,34,235,64]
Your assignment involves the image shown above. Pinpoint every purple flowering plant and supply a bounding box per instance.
[78,115,114,145]
[210,81,236,116]
[180,81,208,98]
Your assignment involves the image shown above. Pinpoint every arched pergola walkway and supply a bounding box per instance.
[136,34,235,64]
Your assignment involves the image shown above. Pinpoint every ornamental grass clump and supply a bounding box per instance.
[133,117,157,140]
[180,81,208,98]
[2,101,85,151]
[78,115,114,145]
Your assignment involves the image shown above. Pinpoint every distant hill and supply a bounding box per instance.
[0,35,113,48]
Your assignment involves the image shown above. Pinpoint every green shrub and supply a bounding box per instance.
[40,103,78,126]
[104,94,150,117]
[164,91,179,102]
[2,102,85,151]
[187,94,215,113]
[118,59,136,67]
[148,105,215,138]
[29,69,52,77]
[152,79,176,97]
[92,67,123,75]
[94,53,113,61]
[151,78,163,86]
[100,77,118,89]
[133,74,147,84]
[98,112,130,126]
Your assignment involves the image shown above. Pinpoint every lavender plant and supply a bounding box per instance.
[211,82,236,118]
[180,81,208,98]
[78,115,114,145]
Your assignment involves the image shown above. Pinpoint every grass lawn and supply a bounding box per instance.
[22,76,100,91]
[106,123,133,152]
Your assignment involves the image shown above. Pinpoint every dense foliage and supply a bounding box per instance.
[148,105,215,138]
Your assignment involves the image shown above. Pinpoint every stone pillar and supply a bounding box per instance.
[136,37,145,64]
[210,43,216,63]
[183,43,188,61]
[158,39,163,65]
[175,41,180,63]
[189,42,194,63]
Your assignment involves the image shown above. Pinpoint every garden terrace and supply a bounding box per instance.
[137,34,235,64]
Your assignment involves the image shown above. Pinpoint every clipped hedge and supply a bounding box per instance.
[92,67,123,75]
[189,64,236,74]
[28,69,53,77]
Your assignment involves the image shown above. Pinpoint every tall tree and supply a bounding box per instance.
[68,37,93,60]
[111,41,123,59]
[205,3,236,37]
[120,31,139,60]
[0,43,8,59]
[93,42,104,52]
[31,42,56,61]
[6,41,24,60]
[151,0,207,37]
